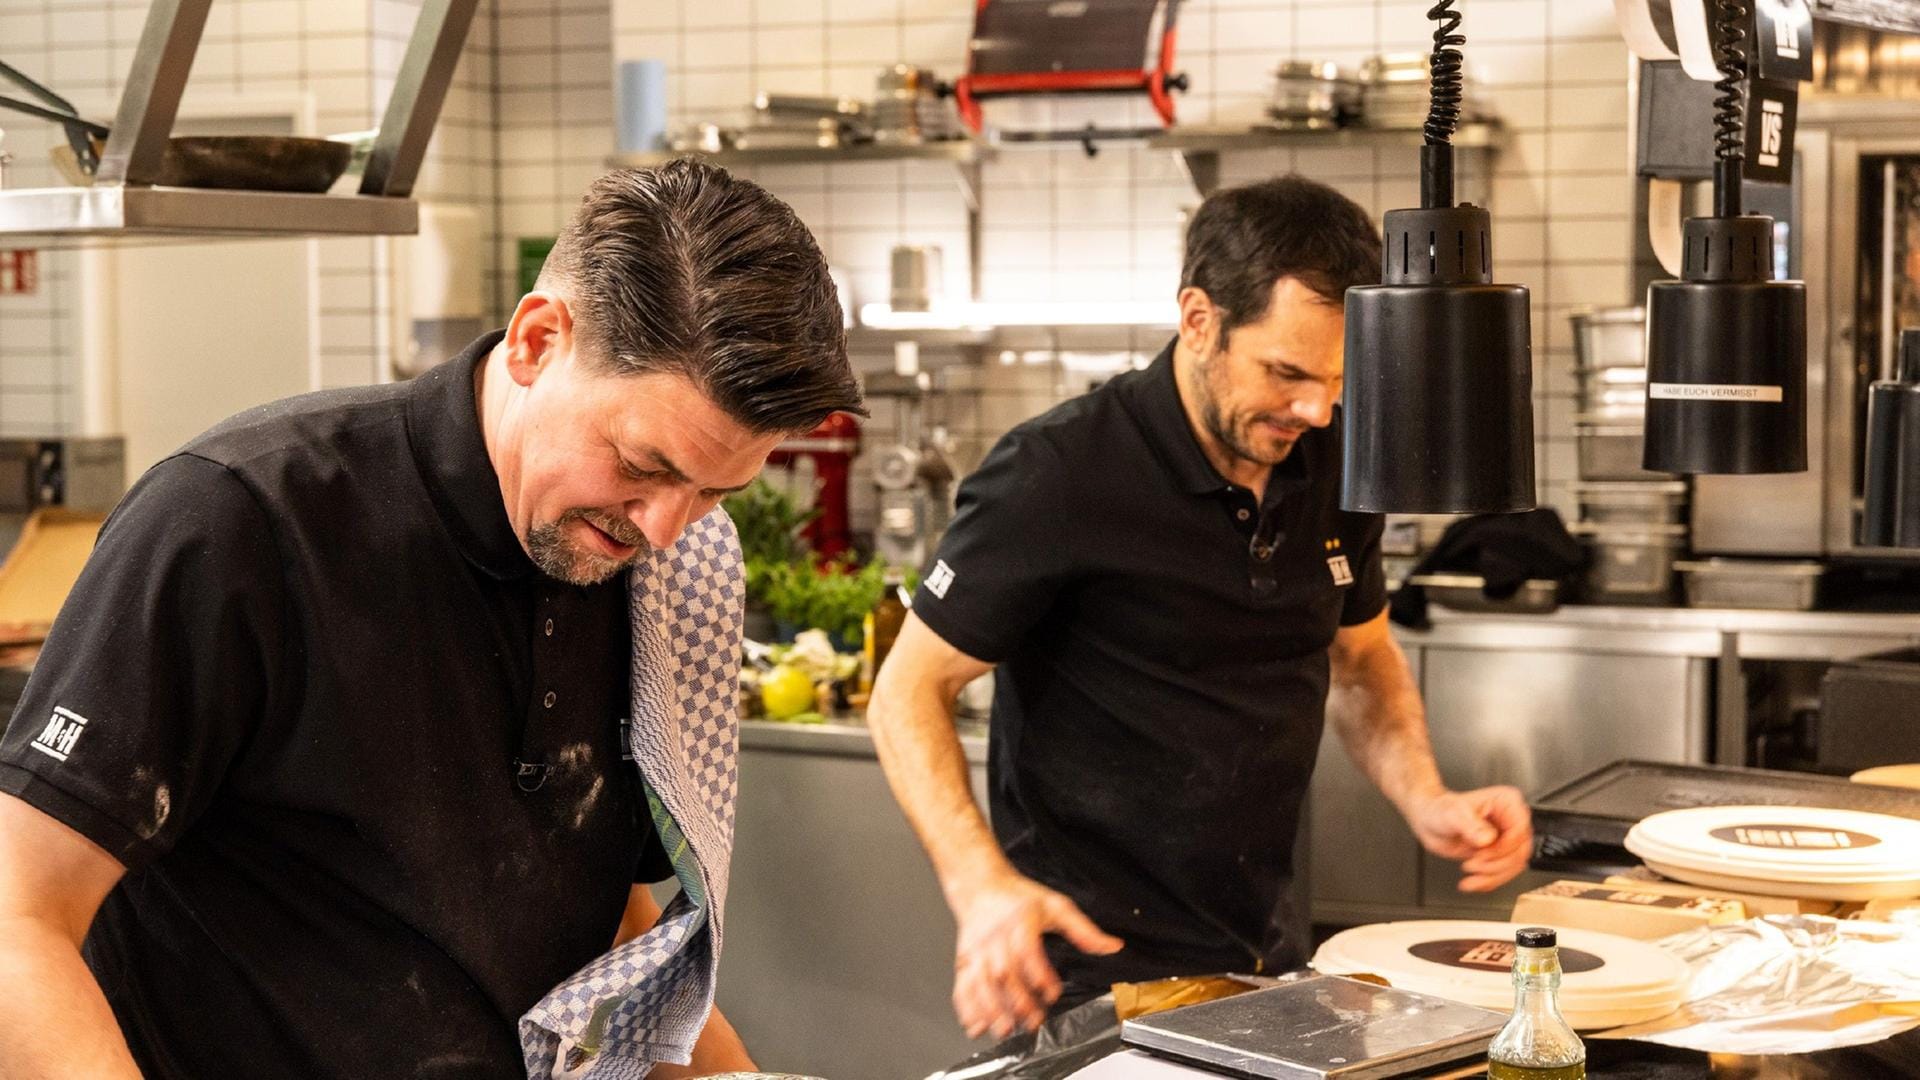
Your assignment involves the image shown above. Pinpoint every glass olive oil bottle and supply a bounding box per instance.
[1486,926,1585,1080]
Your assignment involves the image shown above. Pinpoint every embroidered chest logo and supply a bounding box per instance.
[1322,538,1353,586]
[925,559,956,599]
[29,706,91,762]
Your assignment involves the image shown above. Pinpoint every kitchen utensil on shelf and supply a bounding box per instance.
[1,58,351,192]
[1267,61,1362,130]
[871,65,960,144]
[617,59,670,153]
[889,244,943,312]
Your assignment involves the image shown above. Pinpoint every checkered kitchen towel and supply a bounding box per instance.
[519,508,745,1079]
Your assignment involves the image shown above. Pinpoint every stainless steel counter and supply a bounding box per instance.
[739,716,989,763]
[1410,603,1920,660]
[718,604,1920,1075]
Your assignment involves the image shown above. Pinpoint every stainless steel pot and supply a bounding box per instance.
[1268,61,1361,129]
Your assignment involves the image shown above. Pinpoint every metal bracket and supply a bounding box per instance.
[361,0,482,197]
[92,0,476,197]
[96,0,212,186]
[1176,149,1221,197]
[952,158,983,301]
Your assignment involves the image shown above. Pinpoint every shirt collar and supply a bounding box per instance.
[406,330,536,581]
[1129,339,1314,502]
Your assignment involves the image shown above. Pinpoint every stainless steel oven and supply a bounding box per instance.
[1692,103,1920,558]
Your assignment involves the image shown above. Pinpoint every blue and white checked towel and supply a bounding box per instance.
[519,508,745,1079]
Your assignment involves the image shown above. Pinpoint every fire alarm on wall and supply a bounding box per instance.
[0,250,36,295]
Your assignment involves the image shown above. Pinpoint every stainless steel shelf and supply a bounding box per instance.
[608,139,988,169]
[1147,121,1505,153]
[1151,122,1505,194]
[0,185,419,243]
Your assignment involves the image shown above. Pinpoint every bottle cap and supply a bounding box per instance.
[1516,926,1556,948]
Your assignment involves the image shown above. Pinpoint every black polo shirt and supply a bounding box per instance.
[0,333,671,1079]
[913,342,1385,992]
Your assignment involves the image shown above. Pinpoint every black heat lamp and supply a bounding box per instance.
[1342,0,1534,513]
[1861,329,1920,548]
[1641,0,1806,474]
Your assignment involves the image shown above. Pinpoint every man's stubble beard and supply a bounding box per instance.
[526,508,651,585]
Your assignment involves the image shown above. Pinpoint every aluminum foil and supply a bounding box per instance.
[1599,915,1920,1055]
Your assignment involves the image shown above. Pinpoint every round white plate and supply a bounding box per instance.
[1625,805,1920,896]
[1309,919,1689,1030]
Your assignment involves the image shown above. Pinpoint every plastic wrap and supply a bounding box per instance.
[1599,915,1920,1055]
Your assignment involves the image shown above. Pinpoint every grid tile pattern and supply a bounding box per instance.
[0,0,502,432]
[613,0,1639,512]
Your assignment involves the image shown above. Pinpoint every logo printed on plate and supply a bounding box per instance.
[1407,939,1606,974]
[1709,824,1882,850]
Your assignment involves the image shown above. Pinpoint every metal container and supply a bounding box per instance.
[1575,420,1671,481]
[889,243,942,312]
[871,65,958,144]
[1405,573,1560,614]
[1571,307,1647,373]
[1674,557,1823,610]
[1358,52,1440,129]
[1572,480,1688,525]
[1575,365,1648,418]
[1571,522,1687,605]
[1268,61,1362,129]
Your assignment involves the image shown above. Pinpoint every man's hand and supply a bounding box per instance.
[1401,786,1533,892]
[947,869,1123,1040]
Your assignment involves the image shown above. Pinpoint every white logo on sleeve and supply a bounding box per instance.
[925,559,956,599]
[29,706,91,763]
[1327,554,1354,587]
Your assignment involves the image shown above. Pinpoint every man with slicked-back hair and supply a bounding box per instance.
[0,161,861,1079]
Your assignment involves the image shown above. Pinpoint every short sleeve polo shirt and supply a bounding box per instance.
[0,332,671,1079]
[911,341,1385,988]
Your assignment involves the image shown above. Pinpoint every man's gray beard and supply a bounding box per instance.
[526,509,650,585]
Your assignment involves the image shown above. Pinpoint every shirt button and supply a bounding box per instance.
[543,690,557,709]
[544,618,555,637]
[1236,509,1250,522]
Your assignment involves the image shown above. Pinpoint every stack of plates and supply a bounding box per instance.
[1625,804,1920,901]
[1310,920,1690,1030]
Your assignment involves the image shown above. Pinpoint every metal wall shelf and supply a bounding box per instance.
[605,122,1507,314]
[607,139,986,170]
[0,185,419,243]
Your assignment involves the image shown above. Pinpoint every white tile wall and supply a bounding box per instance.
[0,0,502,433]
[613,0,1639,512]
[0,0,1638,515]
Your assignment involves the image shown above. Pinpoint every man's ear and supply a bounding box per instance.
[500,292,575,387]
[1176,286,1219,356]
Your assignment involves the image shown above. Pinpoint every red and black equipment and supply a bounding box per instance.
[953,0,1188,133]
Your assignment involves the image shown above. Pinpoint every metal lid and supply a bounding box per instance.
[1673,557,1824,577]
[1570,306,1647,326]
[1516,926,1557,948]
[1273,60,1352,81]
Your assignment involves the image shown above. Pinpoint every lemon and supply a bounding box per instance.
[760,664,815,720]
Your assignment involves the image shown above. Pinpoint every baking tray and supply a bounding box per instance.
[1530,759,1920,870]
[1121,974,1503,1079]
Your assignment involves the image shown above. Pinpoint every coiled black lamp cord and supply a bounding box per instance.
[1421,0,1465,208]
[1713,0,1749,217]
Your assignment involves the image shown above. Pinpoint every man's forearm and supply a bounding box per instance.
[0,916,143,1079]
[1328,636,1444,813]
[867,673,1009,900]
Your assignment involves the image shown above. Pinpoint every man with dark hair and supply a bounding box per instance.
[867,175,1533,1038]
[0,161,860,1078]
